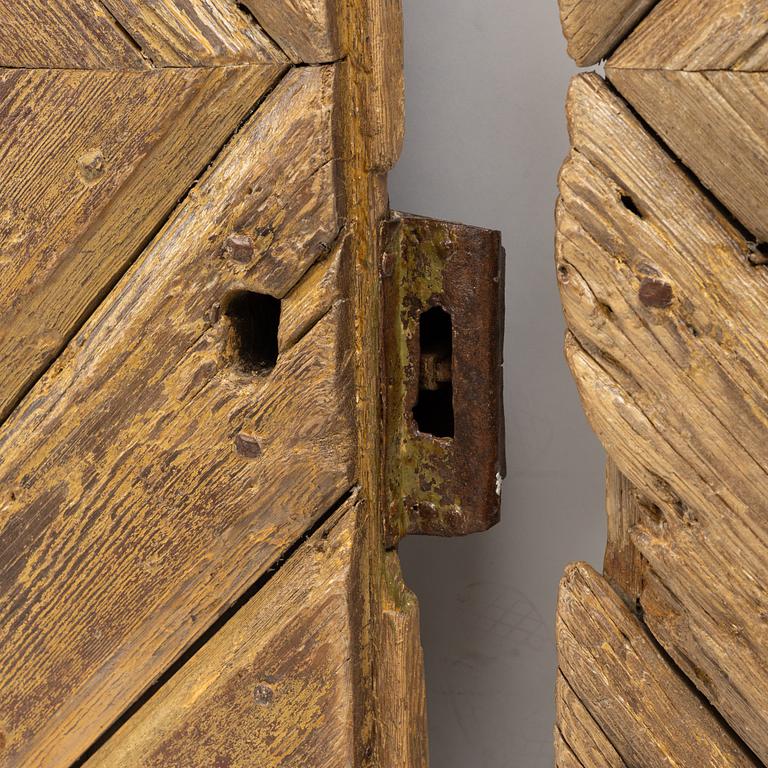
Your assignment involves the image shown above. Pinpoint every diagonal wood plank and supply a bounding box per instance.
[609,0,768,71]
[607,69,768,242]
[0,1,146,69]
[557,564,757,767]
[101,0,287,66]
[556,674,626,768]
[557,72,768,761]
[241,0,340,62]
[558,0,657,66]
[0,63,285,424]
[0,0,285,69]
[0,65,354,768]
[83,496,363,768]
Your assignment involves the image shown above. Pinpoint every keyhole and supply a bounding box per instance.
[224,290,280,373]
[412,306,454,438]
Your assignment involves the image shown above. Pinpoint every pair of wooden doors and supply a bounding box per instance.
[0,1,505,766]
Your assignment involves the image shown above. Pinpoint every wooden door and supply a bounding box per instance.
[556,2,768,765]
[0,2,505,766]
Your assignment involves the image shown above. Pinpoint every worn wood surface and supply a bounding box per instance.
[242,0,340,63]
[378,553,429,768]
[84,497,362,768]
[100,0,286,66]
[558,0,656,66]
[556,673,626,768]
[610,0,768,71]
[557,564,758,768]
[0,65,356,768]
[0,64,285,423]
[0,0,285,69]
[603,458,645,605]
[557,71,768,761]
[608,69,768,242]
[0,0,458,764]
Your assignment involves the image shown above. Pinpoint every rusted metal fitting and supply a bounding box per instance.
[381,212,505,546]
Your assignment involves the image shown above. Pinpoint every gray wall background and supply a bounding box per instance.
[388,3,606,766]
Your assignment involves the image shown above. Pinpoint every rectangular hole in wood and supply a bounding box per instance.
[224,290,281,373]
[413,306,454,438]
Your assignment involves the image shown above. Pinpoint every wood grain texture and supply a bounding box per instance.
[0,65,355,768]
[556,674,626,768]
[558,0,657,66]
[84,497,362,768]
[0,64,285,424]
[378,553,429,768]
[604,458,645,605]
[557,72,768,760]
[607,69,768,242]
[558,564,757,768]
[241,0,340,62]
[0,0,145,69]
[0,0,286,69]
[364,0,404,171]
[610,0,768,71]
[102,0,286,66]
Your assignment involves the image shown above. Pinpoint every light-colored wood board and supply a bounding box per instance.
[0,65,354,768]
[557,73,768,760]
[84,497,362,768]
[608,69,768,242]
[0,64,285,424]
[102,0,286,66]
[557,564,757,768]
[604,458,646,604]
[241,0,340,63]
[556,673,626,768]
[378,553,429,768]
[558,0,657,67]
[0,0,146,69]
[363,0,405,171]
[610,0,768,71]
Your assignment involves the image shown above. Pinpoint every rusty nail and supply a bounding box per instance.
[234,432,261,459]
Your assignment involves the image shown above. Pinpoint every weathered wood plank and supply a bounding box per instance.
[0,65,354,768]
[84,496,362,768]
[241,0,340,63]
[554,729,585,768]
[556,673,626,768]
[363,0,404,171]
[378,553,429,768]
[278,233,350,353]
[557,73,768,760]
[610,0,768,71]
[0,64,284,424]
[0,0,286,69]
[558,0,657,67]
[557,564,757,767]
[0,0,145,69]
[604,458,645,605]
[607,69,768,242]
[102,0,286,66]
